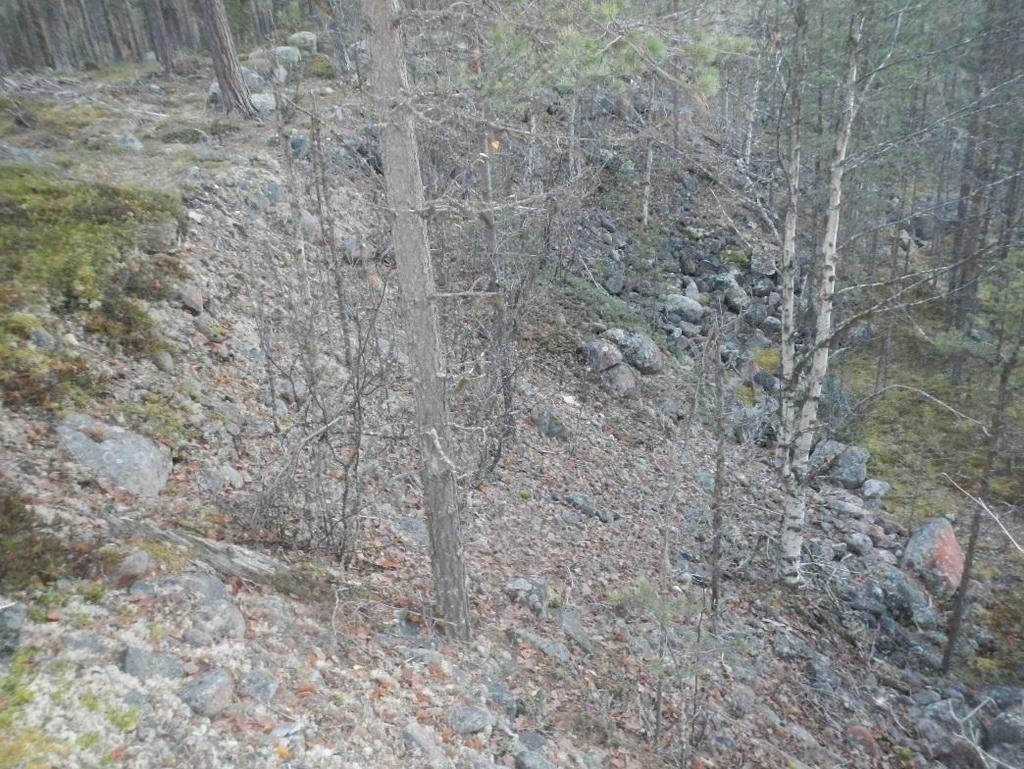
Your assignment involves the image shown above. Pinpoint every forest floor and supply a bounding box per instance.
[0,58,1022,769]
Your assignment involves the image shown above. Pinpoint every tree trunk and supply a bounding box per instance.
[779,0,865,585]
[201,0,258,118]
[363,0,472,640]
[145,0,174,73]
[776,0,808,584]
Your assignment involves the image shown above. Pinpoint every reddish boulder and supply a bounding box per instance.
[902,518,964,595]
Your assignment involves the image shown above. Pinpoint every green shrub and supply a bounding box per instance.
[304,53,337,80]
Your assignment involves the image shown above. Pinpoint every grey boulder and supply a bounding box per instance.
[58,414,172,497]
[810,440,870,489]
[0,598,27,660]
[179,669,233,717]
[661,293,705,324]
[604,328,663,374]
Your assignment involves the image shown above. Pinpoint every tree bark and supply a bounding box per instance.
[779,0,865,585]
[776,0,808,585]
[363,0,472,640]
[145,0,175,73]
[201,0,258,118]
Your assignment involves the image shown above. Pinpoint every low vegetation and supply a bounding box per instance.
[0,164,184,406]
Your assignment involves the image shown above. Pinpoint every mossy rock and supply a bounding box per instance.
[752,347,781,372]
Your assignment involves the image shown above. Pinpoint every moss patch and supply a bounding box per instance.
[752,348,781,372]
[0,164,183,406]
[303,53,337,80]
[0,487,67,590]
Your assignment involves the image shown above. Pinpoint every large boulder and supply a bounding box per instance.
[661,294,705,324]
[273,45,302,65]
[287,31,317,53]
[810,439,870,489]
[581,339,623,373]
[58,414,172,497]
[601,364,637,397]
[604,328,663,374]
[902,518,964,595]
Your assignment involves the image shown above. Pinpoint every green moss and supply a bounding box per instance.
[105,706,137,732]
[155,124,208,144]
[752,348,781,372]
[80,693,100,712]
[79,581,106,604]
[304,53,337,79]
[136,539,192,571]
[76,732,101,750]
[0,164,182,305]
[0,487,67,590]
[0,95,114,140]
[721,248,750,266]
[207,117,243,139]
[115,393,192,450]
[84,295,157,354]
[560,273,663,341]
[0,727,66,769]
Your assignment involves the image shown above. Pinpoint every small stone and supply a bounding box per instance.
[114,550,152,588]
[515,750,554,769]
[845,532,873,556]
[533,408,566,441]
[863,479,891,499]
[120,646,184,681]
[510,628,571,664]
[401,721,445,767]
[119,133,144,153]
[28,328,57,352]
[846,724,879,757]
[485,678,517,720]
[150,348,175,373]
[0,598,27,660]
[238,670,278,703]
[178,669,233,717]
[192,599,246,641]
[601,363,638,397]
[451,705,494,735]
[178,284,204,314]
[661,293,705,324]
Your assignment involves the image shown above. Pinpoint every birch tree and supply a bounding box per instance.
[363,0,472,639]
[778,0,868,585]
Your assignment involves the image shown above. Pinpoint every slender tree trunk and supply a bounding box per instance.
[201,0,258,118]
[145,0,174,73]
[710,324,727,615]
[776,0,808,584]
[780,0,865,585]
[363,0,472,640]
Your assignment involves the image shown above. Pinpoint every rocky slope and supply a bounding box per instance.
[0,49,1021,769]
